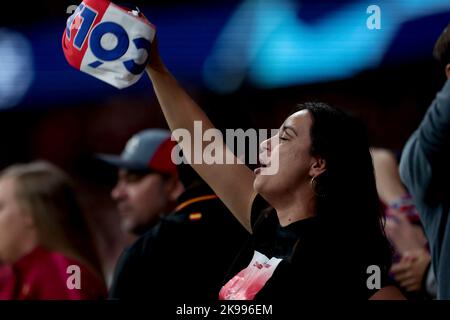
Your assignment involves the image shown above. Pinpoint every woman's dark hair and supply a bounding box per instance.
[295,102,392,274]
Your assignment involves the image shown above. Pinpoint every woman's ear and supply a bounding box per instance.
[310,158,326,177]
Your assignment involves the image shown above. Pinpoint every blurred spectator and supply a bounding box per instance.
[98,129,183,240]
[109,161,248,301]
[372,148,436,299]
[0,161,106,299]
[399,23,450,299]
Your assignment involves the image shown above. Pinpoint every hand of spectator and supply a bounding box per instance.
[390,248,431,292]
[385,209,427,255]
[146,36,166,74]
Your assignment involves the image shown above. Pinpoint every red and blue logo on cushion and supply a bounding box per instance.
[62,0,155,89]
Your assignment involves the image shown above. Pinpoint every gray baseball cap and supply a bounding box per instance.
[98,129,178,176]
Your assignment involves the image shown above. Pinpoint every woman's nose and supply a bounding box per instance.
[260,138,270,153]
[259,138,272,163]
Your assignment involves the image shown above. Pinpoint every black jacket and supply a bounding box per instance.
[109,185,249,301]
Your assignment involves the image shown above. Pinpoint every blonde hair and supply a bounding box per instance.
[0,161,103,279]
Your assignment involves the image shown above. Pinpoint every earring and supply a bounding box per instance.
[310,176,316,189]
[310,176,323,197]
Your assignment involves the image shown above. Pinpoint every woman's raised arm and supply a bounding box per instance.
[146,39,257,232]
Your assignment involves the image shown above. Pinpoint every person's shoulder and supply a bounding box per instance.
[15,247,106,299]
[18,247,67,278]
[44,248,87,270]
[43,249,103,283]
[161,191,232,230]
[126,219,177,259]
[51,253,107,299]
[369,286,406,300]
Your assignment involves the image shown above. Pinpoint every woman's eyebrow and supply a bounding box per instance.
[282,125,298,137]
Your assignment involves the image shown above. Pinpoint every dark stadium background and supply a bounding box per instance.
[1,0,449,282]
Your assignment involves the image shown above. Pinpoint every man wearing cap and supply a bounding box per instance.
[109,162,249,301]
[99,129,182,236]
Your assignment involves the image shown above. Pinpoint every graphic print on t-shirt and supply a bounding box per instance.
[219,250,282,300]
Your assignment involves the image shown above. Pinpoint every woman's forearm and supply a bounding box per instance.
[146,66,215,137]
[145,64,256,232]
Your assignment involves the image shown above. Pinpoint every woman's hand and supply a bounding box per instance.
[390,248,431,292]
[144,32,256,233]
[146,36,167,75]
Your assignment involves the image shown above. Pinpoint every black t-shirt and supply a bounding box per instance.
[222,194,390,301]
[109,185,249,301]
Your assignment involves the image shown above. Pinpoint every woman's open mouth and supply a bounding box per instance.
[254,163,268,175]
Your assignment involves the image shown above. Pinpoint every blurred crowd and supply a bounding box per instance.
[1,10,450,303]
